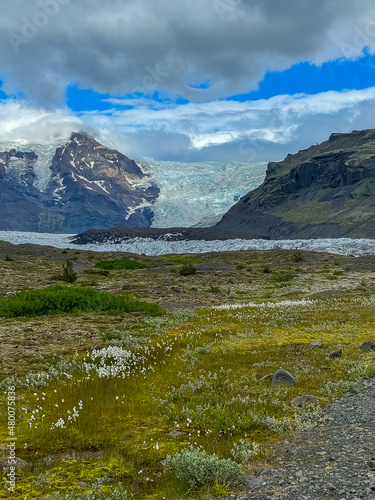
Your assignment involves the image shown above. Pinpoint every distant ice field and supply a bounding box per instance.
[1,231,375,257]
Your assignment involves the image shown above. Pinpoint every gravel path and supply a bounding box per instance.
[218,378,375,500]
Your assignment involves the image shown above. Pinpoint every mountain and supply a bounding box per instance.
[0,131,267,233]
[0,132,159,233]
[216,129,375,239]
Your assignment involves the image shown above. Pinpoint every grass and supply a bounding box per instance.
[0,286,164,318]
[159,254,202,264]
[95,258,147,270]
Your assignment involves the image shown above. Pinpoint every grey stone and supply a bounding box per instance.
[165,428,187,438]
[291,395,319,407]
[328,349,342,359]
[272,368,296,387]
[171,286,181,293]
[359,341,375,351]
[245,476,266,488]
[368,460,375,469]
[309,341,321,349]
[349,385,360,394]
[122,284,131,290]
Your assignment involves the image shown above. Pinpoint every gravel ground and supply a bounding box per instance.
[217,378,375,500]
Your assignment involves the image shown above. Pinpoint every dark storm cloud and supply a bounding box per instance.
[1,0,375,106]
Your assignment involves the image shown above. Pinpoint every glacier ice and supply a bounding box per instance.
[138,160,267,227]
[2,231,375,257]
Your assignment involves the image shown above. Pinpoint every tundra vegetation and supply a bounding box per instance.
[0,243,375,499]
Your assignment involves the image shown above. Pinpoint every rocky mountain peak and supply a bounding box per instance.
[0,132,159,233]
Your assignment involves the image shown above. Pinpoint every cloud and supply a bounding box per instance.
[1,0,375,106]
[2,86,375,161]
[76,87,375,160]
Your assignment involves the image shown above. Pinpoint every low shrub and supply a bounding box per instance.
[179,262,197,276]
[0,286,164,318]
[163,446,243,489]
[53,260,78,283]
[95,258,146,270]
[292,251,305,262]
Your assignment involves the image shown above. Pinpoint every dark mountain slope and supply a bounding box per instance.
[216,129,375,239]
[0,132,159,233]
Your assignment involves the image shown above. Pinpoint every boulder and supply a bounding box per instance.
[271,368,296,387]
[328,349,342,359]
[359,341,375,351]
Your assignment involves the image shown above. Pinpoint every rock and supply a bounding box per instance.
[171,286,181,293]
[291,395,319,407]
[272,368,296,387]
[122,284,131,290]
[309,341,321,349]
[349,385,360,394]
[259,469,275,476]
[328,349,342,359]
[191,287,198,291]
[368,460,375,469]
[244,476,266,488]
[165,428,187,438]
[359,341,375,351]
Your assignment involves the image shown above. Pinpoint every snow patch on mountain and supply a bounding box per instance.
[0,136,69,192]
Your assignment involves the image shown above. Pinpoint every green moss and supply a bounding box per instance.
[95,258,146,270]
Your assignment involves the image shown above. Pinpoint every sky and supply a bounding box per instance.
[1,0,375,161]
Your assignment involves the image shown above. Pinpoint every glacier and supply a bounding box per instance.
[137,160,267,227]
[2,231,375,257]
[0,135,268,227]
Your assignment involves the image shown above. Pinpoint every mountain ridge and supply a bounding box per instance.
[216,129,375,239]
[0,132,159,233]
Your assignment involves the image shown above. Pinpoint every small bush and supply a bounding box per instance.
[179,262,197,276]
[4,254,14,262]
[95,258,146,270]
[163,446,243,489]
[54,260,78,283]
[292,251,304,262]
[0,286,164,318]
[230,439,260,463]
[263,266,271,273]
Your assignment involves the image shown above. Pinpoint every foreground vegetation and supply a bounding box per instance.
[0,286,164,318]
[0,243,375,499]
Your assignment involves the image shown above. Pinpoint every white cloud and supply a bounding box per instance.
[2,87,375,161]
